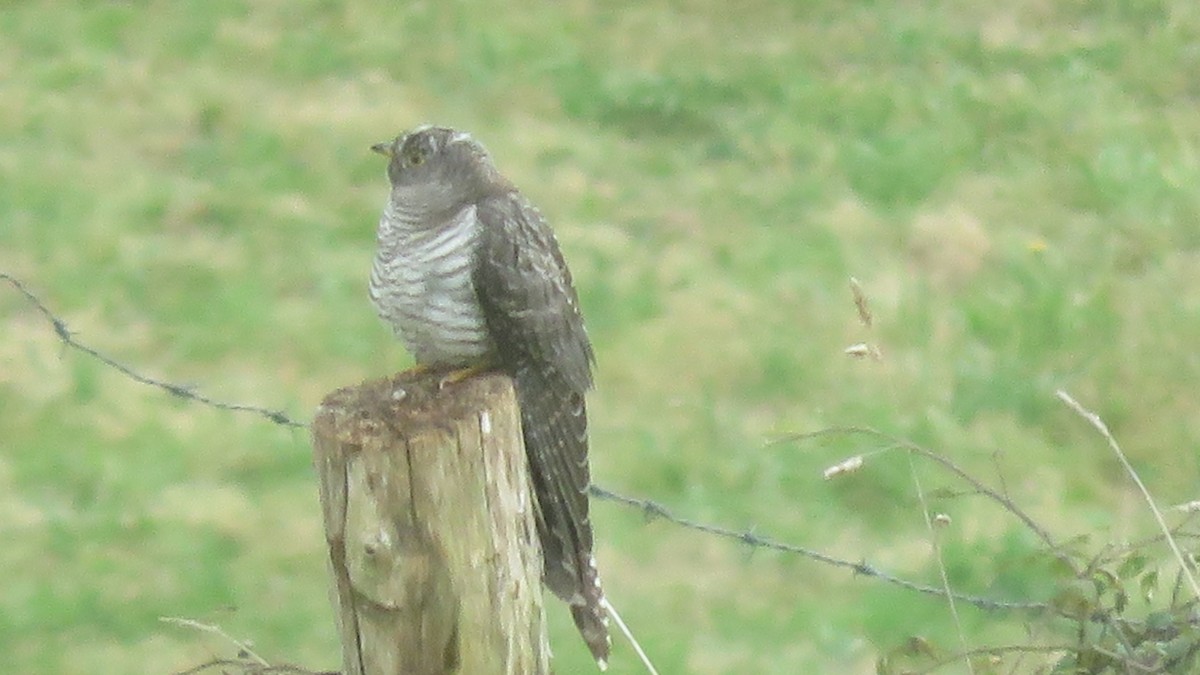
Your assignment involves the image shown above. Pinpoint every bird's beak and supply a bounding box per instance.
[370,142,393,157]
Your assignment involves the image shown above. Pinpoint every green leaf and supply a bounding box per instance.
[1117,553,1150,579]
[1139,568,1159,604]
[876,636,942,675]
[1052,580,1097,619]
[1146,610,1174,632]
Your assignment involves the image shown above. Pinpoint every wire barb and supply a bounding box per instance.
[6,271,1053,633]
[587,484,1045,614]
[3,272,307,429]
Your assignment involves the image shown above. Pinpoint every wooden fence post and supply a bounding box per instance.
[311,370,551,675]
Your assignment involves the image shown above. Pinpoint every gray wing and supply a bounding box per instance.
[473,194,593,392]
[472,192,610,665]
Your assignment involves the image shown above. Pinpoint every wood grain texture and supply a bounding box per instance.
[312,370,549,675]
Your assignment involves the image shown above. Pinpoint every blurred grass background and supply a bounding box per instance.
[3,1,1199,673]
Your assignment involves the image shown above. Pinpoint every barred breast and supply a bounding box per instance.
[369,201,493,365]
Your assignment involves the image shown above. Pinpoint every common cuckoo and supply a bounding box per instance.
[368,125,610,667]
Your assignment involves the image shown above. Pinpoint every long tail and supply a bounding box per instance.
[512,369,611,666]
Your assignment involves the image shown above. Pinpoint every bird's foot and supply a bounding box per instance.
[403,362,439,378]
[438,361,492,389]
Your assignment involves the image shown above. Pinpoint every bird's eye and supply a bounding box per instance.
[406,148,426,167]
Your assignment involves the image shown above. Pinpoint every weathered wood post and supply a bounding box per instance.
[311,370,551,675]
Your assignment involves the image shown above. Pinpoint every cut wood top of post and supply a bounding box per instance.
[316,369,516,437]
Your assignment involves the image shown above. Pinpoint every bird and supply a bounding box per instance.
[367,125,610,667]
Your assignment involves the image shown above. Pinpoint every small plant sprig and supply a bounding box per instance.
[826,278,1199,674]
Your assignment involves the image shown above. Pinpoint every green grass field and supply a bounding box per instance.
[3,1,1199,673]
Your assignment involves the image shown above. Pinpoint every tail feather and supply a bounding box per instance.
[512,369,610,667]
[572,589,611,669]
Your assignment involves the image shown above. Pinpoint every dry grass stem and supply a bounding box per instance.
[844,342,883,360]
[160,616,270,667]
[1055,389,1200,601]
[908,453,973,675]
[822,454,865,479]
[849,276,873,328]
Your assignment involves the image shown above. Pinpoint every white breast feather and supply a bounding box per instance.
[370,203,493,364]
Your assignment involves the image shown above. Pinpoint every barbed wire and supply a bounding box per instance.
[4,271,1048,617]
[587,485,1047,613]
[2,272,305,428]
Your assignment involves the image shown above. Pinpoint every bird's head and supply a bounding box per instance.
[372,126,507,213]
